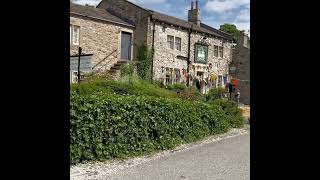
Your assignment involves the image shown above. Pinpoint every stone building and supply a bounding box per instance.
[97,0,235,93]
[70,3,135,83]
[230,32,250,104]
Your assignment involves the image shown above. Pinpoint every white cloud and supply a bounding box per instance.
[204,0,250,13]
[72,0,100,6]
[235,8,250,22]
[128,0,167,5]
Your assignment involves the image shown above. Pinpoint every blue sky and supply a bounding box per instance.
[73,0,250,35]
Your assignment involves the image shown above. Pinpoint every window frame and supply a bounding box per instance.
[167,35,174,50]
[214,45,218,57]
[72,25,80,46]
[218,46,223,58]
[175,37,182,51]
[173,68,181,84]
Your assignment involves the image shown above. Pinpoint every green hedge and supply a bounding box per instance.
[70,78,178,99]
[70,92,243,164]
[210,99,244,128]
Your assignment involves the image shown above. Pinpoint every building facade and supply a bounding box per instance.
[97,0,235,93]
[70,3,134,83]
[230,32,250,104]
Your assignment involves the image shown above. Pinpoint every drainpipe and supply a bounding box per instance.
[151,15,155,81]
[187,25,192,87]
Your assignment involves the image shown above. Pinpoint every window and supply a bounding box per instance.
[218,75,222,87]
[243,36,248,47]
[167,35,174,50]
[175,37,181,51]
[121,31,132,60]
[70,25,72,44]
[214,45,218,57]
[218,46,223,58]
[162,26,166,32]
[173,69,181,83]
[72,25,80,45]
[165,67,172,85]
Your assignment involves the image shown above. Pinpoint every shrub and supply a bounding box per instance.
[179,86,205,102]
[120,63,135,78]
[210,99,244,128]
[136,45,153,81]
[70,93,234,164]
[71,78,178,99]
[206,87,228,102]
[167,83,186,91]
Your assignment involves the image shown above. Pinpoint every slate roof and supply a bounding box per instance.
[70,3,134,27]
[150,10,233,40]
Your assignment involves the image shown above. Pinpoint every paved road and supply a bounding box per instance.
[103,133,250,180]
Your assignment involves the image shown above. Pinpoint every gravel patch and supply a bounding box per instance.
[70,127,250,180]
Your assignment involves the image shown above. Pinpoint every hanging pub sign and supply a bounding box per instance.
[195,43,208,64]
[70,54,93,71]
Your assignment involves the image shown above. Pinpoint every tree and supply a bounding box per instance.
[219,24,241,39]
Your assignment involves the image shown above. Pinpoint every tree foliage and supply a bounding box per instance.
[219,23,241,39]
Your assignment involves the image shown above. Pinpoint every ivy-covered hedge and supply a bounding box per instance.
[70,92,243,164]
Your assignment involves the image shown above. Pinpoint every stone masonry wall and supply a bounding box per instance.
[190,33,232,81]
[97,0,150,60]
[151,21,233,92]
[152,22,189,83]
[70,15,133,73]
[232,40,250,105]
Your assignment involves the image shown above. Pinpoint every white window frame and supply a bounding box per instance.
[218,46,223,58]
[167,35,174,50]
[72,25,80,46]
[70,25,72,44]
[70,25,80,46]
[175,37,181,51]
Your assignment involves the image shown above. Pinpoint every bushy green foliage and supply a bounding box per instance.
[219,23,241,39]
[210,99,244,128]
[167,83,187,91]
[206,87,228,102]
[179,86,205,102]
[70,93,234,164]
[136,45,153,81]
[70,78,244,165]
[120,63,135,77]
[71,78,178,99]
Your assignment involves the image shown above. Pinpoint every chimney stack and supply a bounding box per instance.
[188,0,201,26]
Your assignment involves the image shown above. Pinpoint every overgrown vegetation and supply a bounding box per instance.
[136,45,153,81]
[206,87,228,102]
[70,91,242,164]
[166,83,186,91]
[70,45,244,164]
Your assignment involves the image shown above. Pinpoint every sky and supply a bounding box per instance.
[73,0,250,36]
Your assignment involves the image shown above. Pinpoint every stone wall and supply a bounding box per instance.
[152,22,189,83]
[70,15,133,73]
[232,41,250,104]
[97,0,150,60]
